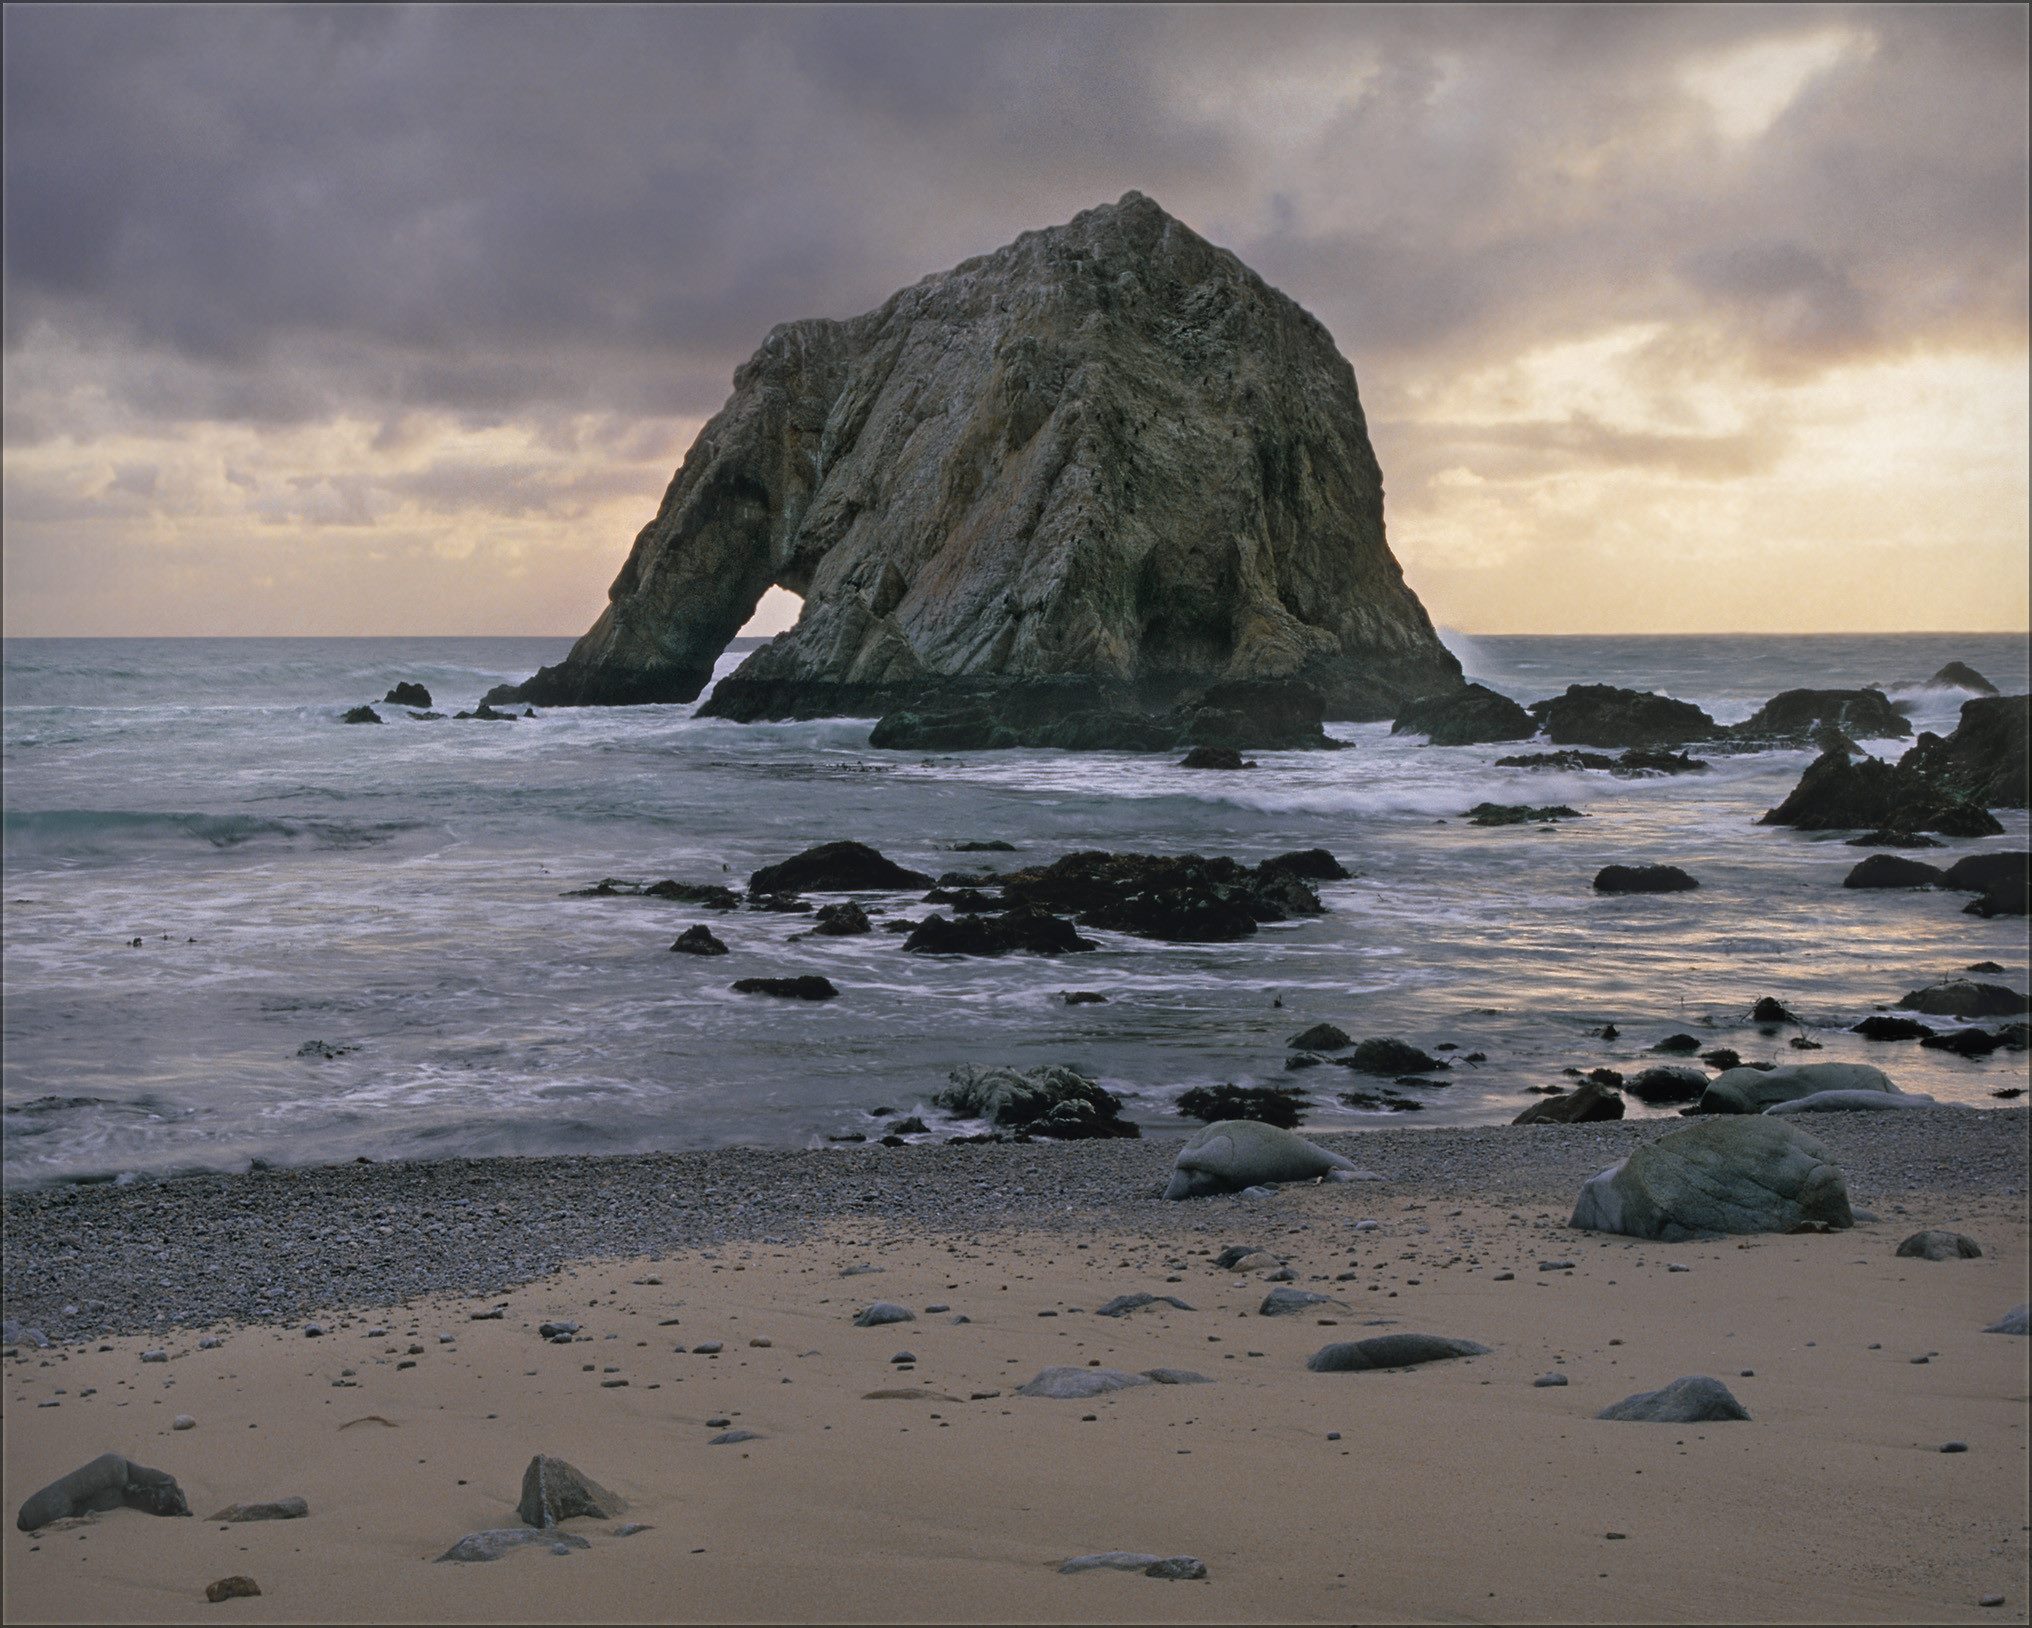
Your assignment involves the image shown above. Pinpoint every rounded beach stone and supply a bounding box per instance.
[1595,1375,1750,1422]
[205,1577,261,1603]
[1982,1304,2029,1336]
[1017,1366,1152,1399]
[1895,1230,1982,1260]
[853,1302,915,1327]
[1305,1334,1490,1372]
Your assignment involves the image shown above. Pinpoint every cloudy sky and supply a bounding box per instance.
[4,3,2026,638]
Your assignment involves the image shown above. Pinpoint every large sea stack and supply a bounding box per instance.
[487,193,1460,727]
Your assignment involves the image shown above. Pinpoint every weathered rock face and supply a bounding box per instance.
[486,193,1459,720]
[1390,683,1536,746]
[1900,695,2029,810]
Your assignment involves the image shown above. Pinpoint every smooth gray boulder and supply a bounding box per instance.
[515,1456,622,1529]
[437,1527,589,1563]
[1016,1367,1151,1400]
[1305,1335,1490,1372]
[1596,1375,1750,1422]
[487,192,1459,722]
[1698,1062,1899,1115]
[853,1302,916,1328]
[1767,1089,1947,1114]
[1164,1120,1364,1200]
[17,1453,192,1531]
[1570,1117,1853,1240]
[1983,1304,2029,1335]
[1896,1230,1982,1260]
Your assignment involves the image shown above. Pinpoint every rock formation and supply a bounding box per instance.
[486,193,1459,724]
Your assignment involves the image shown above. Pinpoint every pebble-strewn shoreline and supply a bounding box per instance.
[4,1109,2024,1343]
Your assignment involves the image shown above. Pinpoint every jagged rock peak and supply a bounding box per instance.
[490,190,1461,721]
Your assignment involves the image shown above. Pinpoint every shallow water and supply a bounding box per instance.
[4,631,2027,1186]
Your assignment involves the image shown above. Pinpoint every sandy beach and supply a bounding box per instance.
[5,1112,2028,1624]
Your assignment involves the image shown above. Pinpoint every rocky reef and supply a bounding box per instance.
[485,192,1459,726]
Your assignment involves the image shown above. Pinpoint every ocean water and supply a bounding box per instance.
[3,631,2027,1187]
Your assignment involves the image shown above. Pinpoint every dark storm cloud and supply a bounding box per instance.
[2,2,2025,437]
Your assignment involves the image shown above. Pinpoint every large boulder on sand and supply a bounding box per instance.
[1163,1120,1362,1199]
[1697,1062,1900,1115]
[1570,1117,1853,1240]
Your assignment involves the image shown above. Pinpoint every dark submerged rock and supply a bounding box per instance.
[1175,1084,1310,1129]
[1179,745,1254,770]
[1846,828,1945,848]
[1258,848,1352,881]
[1852,1015,1934,1042]
[1593,864,1699,894]
[1342,1038,1444,1076]
[1733,688,1911,743]
[1390,683,1536,746]
[340,705,382,725]
[1843,854,1946,888]
[810,901,873,937]
[730,976,840,1000]
[1512,1078,1624,1125]
[748,842,933,894]
[1896,981,2029,1019]
[902,907,1095,956]
[933,1063,1137,1139]
[1624,1067,1707,1105]
[1466,802,1583,826]
[999,850,1323,943]
[383,681,433,708]
[670,925,729,956]
[1527,685,1717,748]
[1286,1022,1352,1052]
[644,880,742,908]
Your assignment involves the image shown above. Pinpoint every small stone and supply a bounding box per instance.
[853,1302,915,1328]
[1534,1373,1569,1388]
[173,1415,196,1431]
[1941,1441,1969,1453]
[140,1350,168,1364]
[205,1576,261,1603]
[890,1351,917,1365]
[709,1430,762,1445]
[693,1341,724,1354]
[207,1498,308,1523]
